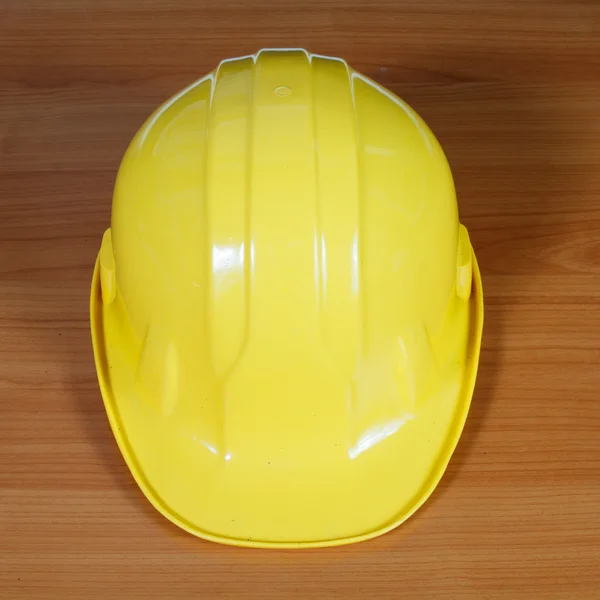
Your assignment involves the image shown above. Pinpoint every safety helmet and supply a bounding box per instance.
[91,49,483,547]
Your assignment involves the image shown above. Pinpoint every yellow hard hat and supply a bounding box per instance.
[90,49,483,547]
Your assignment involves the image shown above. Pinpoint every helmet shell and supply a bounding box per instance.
[91,49,483,547]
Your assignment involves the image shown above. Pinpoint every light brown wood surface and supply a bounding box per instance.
[1,1,600,598]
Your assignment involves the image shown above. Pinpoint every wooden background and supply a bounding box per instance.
[1,1,599,598]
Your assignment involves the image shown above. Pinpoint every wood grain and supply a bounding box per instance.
[1,1,600,598]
